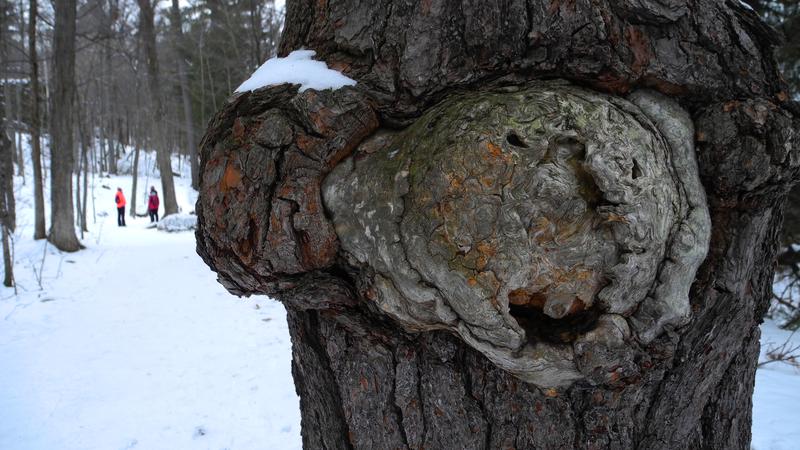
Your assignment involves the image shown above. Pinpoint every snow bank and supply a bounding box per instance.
[753,321,800,450]
[235,49,356,93]
[156,213,197,232]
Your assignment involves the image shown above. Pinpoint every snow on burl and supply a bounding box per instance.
[235,49,356,93]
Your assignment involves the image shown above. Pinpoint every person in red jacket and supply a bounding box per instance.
[147,186,160,223]
[115,188,126,227]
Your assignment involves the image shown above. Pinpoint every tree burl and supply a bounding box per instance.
[323,83,710,387]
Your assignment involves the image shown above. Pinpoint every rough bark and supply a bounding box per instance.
[29,0,46,240]
[48,0,81,252]
[196,1,800,449]
[137,0,179,216]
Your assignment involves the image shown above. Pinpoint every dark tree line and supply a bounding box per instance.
[0,0,283,256]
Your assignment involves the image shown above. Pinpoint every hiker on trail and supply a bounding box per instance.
[148,186,160,223]
[115,188,126,227]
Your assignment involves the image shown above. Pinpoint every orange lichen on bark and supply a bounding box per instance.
[220,163,243,193]
[474,241,497,271]
[508,288,547,308]
[487,141,503,158]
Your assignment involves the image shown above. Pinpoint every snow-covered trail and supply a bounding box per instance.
[0,199,301,450]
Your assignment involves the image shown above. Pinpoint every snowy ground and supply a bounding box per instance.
[0,132,798,449]
[0,137,301,450]
[753,322,800,450]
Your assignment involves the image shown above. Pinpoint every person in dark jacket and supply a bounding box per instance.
[115,188,126,227]
[147,186,160,223]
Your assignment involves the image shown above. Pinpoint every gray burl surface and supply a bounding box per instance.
[322,83,710,387]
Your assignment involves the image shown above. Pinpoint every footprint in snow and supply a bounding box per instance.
[193,426,207,438]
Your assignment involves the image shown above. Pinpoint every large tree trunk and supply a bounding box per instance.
[48,0,81,252]
[29,0,46,240]
[196,1,800,449]
[137,0,179,216]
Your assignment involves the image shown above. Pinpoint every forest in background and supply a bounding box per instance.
[1,0,283,178]
[1,0,800,329]
[0,0,283,259]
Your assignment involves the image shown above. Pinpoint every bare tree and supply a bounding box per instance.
[28,0,45,240]
[48,0,81,252]
[0,1,13,288]
[169,0,197,190]
[0,127,13,288]
[137,0,178,216]
[129,136,139,217]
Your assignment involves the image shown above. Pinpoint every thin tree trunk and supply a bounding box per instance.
[196,2,800,449]
[14,0,24,178]
[1,225,12,287]
[130,139,139,218]
[42,53,49,126]
[14,84,24,181]
[3,83,15,167]
[29,0,46,240]
[102,3,116,176]
[205,46,217,113]
[248,0,263,68]
[137,0,178,216]
[0,128,14,288]
[48,0,81,252]
[81,133,88,232]
[199,34,206,123]
[75,143,81,235]
[75,108,88,235]
[169,0,198,190]
[75,98,83,235]
[98,129,106,174]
